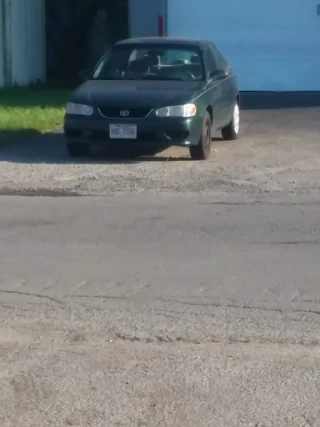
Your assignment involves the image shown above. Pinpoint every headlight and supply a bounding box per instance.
[66,102,94,116]
[156,103,197,118]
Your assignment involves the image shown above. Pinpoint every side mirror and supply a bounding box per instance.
[209,69,228,80]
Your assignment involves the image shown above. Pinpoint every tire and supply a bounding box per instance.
[221,102,240,141]
[189,111,212,160]
[67,143,89,157]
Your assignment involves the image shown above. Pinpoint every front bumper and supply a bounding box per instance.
[64,113,202,147]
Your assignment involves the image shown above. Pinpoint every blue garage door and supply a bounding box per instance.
[167,0,320,91]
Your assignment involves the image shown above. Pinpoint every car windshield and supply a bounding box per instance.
[92,44,205,81]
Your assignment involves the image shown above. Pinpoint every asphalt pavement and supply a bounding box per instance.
[1,192,320,344]
[1,192,320,426]
[1,93,320,426]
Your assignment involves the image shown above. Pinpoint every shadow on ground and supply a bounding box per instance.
[0,131,201,164]
[0,129,42,149]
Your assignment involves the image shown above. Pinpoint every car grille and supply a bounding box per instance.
[98,107,152,119]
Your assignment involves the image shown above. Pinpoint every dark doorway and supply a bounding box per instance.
[46,0,129,84]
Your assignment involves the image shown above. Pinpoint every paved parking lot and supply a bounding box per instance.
[1,93,320,427]
[0,93,319,196]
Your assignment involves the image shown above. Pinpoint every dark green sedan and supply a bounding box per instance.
[64,37,240,160]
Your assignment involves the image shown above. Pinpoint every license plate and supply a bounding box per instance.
[109,124,137,139]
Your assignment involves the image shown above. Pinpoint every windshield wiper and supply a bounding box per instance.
[141,76,185,81]
[93,76,187,82]
[93,77,120,81]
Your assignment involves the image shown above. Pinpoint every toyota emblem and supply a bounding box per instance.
[120,110,129,117]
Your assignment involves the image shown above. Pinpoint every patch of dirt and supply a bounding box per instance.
[0,314,320,427]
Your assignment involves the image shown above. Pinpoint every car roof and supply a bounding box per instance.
[116,37,210,48]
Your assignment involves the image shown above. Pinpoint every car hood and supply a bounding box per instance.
[70,80,204,108]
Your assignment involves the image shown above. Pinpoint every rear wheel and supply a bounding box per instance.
[221,102,240,140]
[67,143,89,157]
[189,112,212,160]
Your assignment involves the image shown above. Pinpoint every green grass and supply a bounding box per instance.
[0,86,72,146]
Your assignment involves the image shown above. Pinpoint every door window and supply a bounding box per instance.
[205,48,217,73]
[208,43,228,72]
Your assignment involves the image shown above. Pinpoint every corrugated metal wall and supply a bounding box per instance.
[0,0,46,87]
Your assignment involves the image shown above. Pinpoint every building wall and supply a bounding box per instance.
[0,0,46,87]
[0,0,5,86]
[166,0,320,91]
[128,0,166,38]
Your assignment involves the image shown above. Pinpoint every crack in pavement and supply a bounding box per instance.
[1,290,319,318]
[275,240,320,245]
[0,289,62,305]
[70,294,320,317]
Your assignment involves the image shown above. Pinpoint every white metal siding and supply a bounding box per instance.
[0,0,46,87]
[167,0,320,91]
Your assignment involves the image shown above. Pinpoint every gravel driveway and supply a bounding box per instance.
[1,93,320,196]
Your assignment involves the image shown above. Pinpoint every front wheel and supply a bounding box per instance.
[221,102,240,141]
[189,112,212,160]
[67,143,90,157]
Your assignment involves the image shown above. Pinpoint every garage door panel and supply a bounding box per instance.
[167,0,320,91]
[232,57,320,91]
[167,0,317,30]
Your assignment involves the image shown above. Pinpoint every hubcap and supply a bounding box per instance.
[233,104,240,134]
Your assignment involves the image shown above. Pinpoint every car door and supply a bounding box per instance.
[208,43,234,127]
[203,46,225,129]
